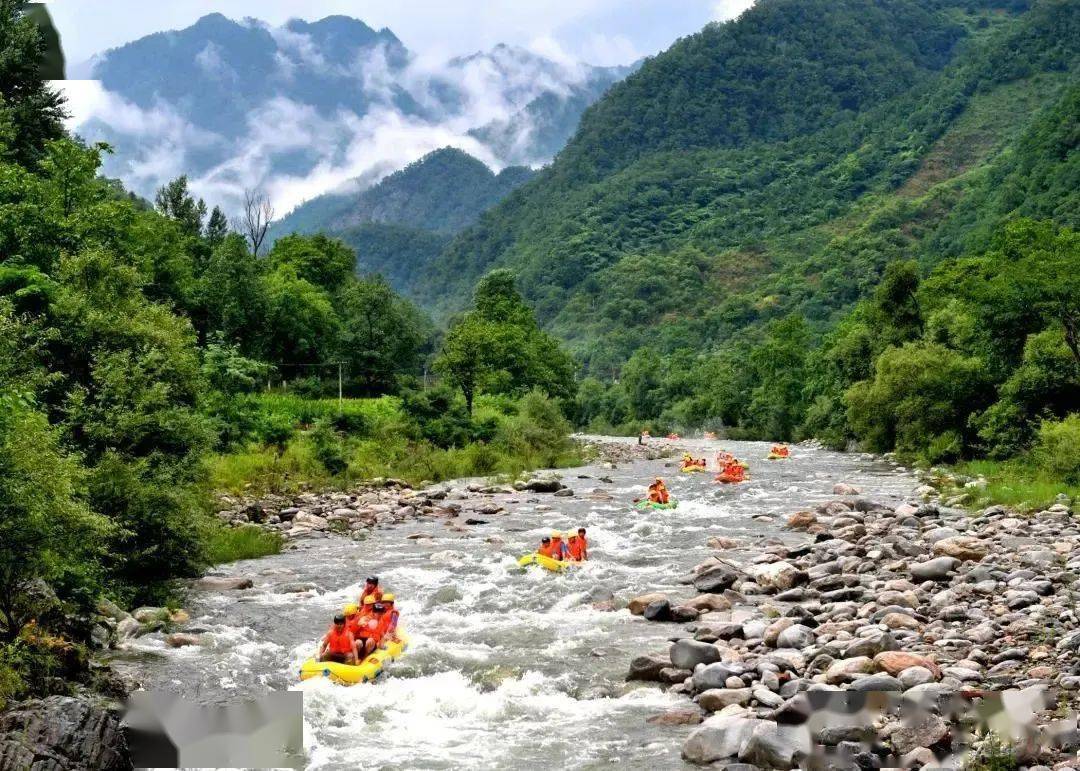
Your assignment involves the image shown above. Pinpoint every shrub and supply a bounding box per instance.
[310,419,348,476]
[1034,414,1080,483]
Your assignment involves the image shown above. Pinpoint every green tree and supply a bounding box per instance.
[262,266,339,365]
[268,234,355,291]
[746,315,812,440]
[0,0,66,167]
[846,341,990,461]
[199,234,268,350]
[154,176,207,239]
[435,313,497,414]
[335,276,427,395]
[205,206,229,250]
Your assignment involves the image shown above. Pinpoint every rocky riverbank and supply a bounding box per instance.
[626,482,1080,769]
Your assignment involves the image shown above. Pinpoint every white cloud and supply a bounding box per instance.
[712,0,756,22]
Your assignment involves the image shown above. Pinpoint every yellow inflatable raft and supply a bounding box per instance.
[518,552,574,572]
[299,630,409,685]
[680,465,707,473]
[767,453,789,460]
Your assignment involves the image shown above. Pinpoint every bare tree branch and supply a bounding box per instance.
[233,188,275,257]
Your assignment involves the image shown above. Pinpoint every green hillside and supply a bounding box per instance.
[415,0,1077,374]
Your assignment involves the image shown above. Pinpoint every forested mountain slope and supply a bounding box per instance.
[414,0,1078,374]
[274,148,537,293]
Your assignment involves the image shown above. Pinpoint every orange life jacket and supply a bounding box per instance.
[325,626,354,655]
[567,538,584,561]
[345,614,363,637]
[538,542,554,557]
[356,616,381,642]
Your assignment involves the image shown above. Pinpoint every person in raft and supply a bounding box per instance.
[359,576,382,608]
[647,478,671,504]
[318,613,358,664]
[567,528,588,561]
[770,444,790,457]
[381,594,400,641]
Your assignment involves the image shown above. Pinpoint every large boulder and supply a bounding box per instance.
[890,714,949,755]
[682,715,761,765]
[824,657,874,684]
[739,721,811,768]
[643,599,673,622]
[522,476,564,493]
[693,662,745,692]
[693,562,743,593]
[833,483,861,495]
[671,639,722,670]
[682,594,732,612]
[627,654,669,682]
[628,593,668,615]
[0,696,131,770]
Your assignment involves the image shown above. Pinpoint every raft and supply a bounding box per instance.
[635,499,679,510]
[518,552,574,572]
[299,630,409,685]
[766,453,789,460]
[680,465,707,473]
[715,474,748,485]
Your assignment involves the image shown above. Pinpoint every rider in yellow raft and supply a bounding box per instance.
[769,443,791,458]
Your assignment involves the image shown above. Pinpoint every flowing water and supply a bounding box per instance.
[116,438,919,770]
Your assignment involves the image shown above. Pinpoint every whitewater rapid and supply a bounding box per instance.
[115,438,919,769]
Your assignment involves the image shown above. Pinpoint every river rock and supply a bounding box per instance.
[933,536,988,562]
[843,633,897,659]
[116,617,140,640]
[627,654,670,682]
[671,605,702,622]
[132,607,165,623]
[522,477,564,493]
[749,562,806,592]
[669,634,721,665]
[683,594,732,612]
[776,625,815,650]
[898,666,936,688]
[294,512,328,529]
[739,721,810,768]
[848,674,903,692]
[629,593,668,615]
[648,708,704,726]
[276,582,317,594]
[694,662,745,692]
[165,633,202,648]
[95,598,129,622]
[0,696,130,771]
[694,562,743,593]
[909,557,959,581]
[698,688,752,711]
[707,536,741,550]
[874,651,940,679]
[825,657,874,684]
[890,714,949,755]
[833,483,861,495]
[682,715,761,765]
[786,512,817,530]
[644,599,673,622]
[194,576,253,591]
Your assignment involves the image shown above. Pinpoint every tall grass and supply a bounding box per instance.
[945,458,1079,512]
[202,523,283,565]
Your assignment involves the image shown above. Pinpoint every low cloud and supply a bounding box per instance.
[63,18,628,219]
[712,0,757,22]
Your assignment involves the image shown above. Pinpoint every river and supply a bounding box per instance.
[114,438,919,770]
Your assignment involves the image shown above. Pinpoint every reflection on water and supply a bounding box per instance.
[116,438,916,769]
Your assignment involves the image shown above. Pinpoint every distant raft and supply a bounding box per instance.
[767,453,789,460]
[518,552,574,572]
[298,630,409,685]
[634,499,679,510]
[679,465,707,473]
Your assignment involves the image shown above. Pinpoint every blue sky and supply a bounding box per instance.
[49,0,755,67]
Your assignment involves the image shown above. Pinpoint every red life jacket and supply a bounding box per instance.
[361,586,383,604]
[325,626,354,654]
[345,614,363,637]
[567,538,584,561]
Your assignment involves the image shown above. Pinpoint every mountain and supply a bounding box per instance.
[410,0,1079,372]
[272,147,538,293]
[72,15,632,215]
[277,147,537,236]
